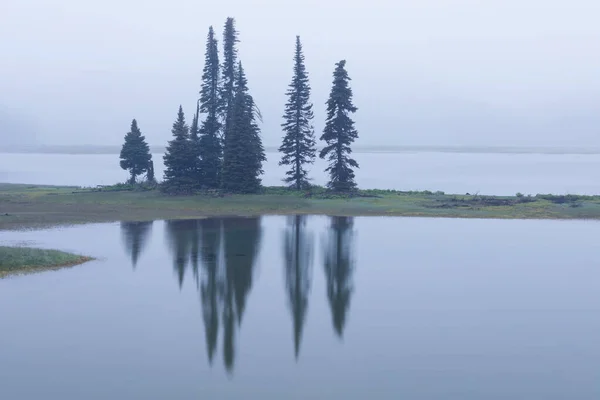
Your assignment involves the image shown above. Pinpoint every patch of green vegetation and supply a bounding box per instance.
[0,246,93,278]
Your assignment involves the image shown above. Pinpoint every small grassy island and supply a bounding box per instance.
[1,183,600,231]
[0,245,93,278]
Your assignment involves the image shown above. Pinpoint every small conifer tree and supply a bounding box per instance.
[119,119,152,184]
[163,106,197,193]
[319,60,359,192]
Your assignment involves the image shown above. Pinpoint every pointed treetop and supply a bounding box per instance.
[224,17,239,42]
[294,36,305,68]
[223,17,239,63]
[170,105,189,139]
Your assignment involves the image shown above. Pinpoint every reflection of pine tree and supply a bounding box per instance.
[165,220,200,289]
[223,291,235,374]
[221,217,262,373]
[164,217,262,373]
[284,215,313,359]
[120,221,153,268]
[323,216,356,337]
[223,218,262,326]
[198,218,221,365]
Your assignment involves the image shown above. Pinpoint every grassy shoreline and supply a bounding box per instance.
[2,183,600,230]
[0,246,93,278]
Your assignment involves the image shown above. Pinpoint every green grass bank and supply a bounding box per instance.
[2,183,600,230]
[0,246,93,278]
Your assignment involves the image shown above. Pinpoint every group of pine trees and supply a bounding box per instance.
[280,39,359,191]
[161,18,265,194]
[119,18,359,193]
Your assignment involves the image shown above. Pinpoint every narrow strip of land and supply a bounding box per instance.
[0,245,93,278]
[1,183,599,230]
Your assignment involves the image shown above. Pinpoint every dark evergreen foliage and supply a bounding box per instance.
[199,26,223,189]
[189,102,203,186]
[220,17,239,137]
[162,106,197,192]
[279,36,316,190]
[221,63,265,193]
[119,119,152,184]
[146,160,156,184]
[319,60,359,191]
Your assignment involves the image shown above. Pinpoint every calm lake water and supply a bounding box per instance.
[1,151,600,195]
[1,216,599,399]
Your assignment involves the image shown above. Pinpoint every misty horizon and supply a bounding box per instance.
[2,0,600,148]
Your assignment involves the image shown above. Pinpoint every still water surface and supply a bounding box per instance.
[1,216,599,399]
[2,151,600,195]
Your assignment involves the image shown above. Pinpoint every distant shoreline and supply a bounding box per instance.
[3,145,600,155]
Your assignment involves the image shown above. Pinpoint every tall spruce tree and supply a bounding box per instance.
[189,102,203,187]
[163,106,197,192]
[220,17,239,140]
[319,60,359,192]
[279,36,316,190]
[199,26,222,189]
[119,119,152,184]
[221,63,265,193]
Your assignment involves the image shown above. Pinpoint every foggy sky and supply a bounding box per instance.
[2,0,600,147]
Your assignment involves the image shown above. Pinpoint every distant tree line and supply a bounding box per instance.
[119,17,359,193]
